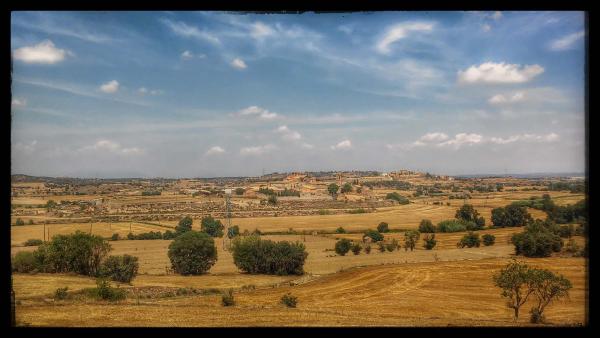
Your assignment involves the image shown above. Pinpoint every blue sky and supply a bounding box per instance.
[11,11,586,178]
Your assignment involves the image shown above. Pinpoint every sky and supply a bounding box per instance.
[11,11,586,178]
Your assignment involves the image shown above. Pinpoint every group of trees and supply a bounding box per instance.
[418,205,485,234]
[493,259,572,323]
[12,231,139,283]
[511,220,563,257]
[231,235,308,275]
[385,192,410,205]
[492,205,533,228]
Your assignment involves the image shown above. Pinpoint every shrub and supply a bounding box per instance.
[318,209,331,215]
[127,232,135,240]
[28,219,34,225]
[335,226,346,234]
[335,239,352,256]
[491,205,532,227]
[436,219,467,233]
[418,219,436,233]
[37,231,110,276]
[54,287,68,300]
[348,208,367,214]
[267,195,278,205]
[162,230,176,240]
[281,293,297,308]
[90,278,127,301]
[482,234,496,246]
[111,233,120,241]
[15,218,25,226]
[404,230,420,251]
[423,234,436,250]
[341,182,353,193]
[168,231,217,275]
[511,221,563,257]
[364,229,384,242]
[377,242,386,253]
[455,204,481,223]
[100,255,139,283]
[235,188,245,195]
[385,240,397,252]
[351,242,362,255]
[377,222,390,233]
[231,235,308,275]
[23,239,43,246]
[221,289,235,306]
[457,232,480,248]
[201,216,224,237]
[176,216,193,234]
[12,251,38,273]
[386,192,409,204]
[364,244,371,254]
[227,225,240,239]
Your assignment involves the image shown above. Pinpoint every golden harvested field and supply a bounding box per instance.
[14,257,587,327]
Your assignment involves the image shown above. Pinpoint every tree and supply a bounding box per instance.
[45,200,57,211]
[176,216,193,234]
[482,234,496,246]
[364,229,384,242]
[99,254,139,283]
[455,204,480,223]
[404,230,420,251]
[377,222,390,233]
[386,239,398,252]
[200,215,224,238]
[335,238,352,256]
[423,234,437,250]
[418,219,436,233]
[351,242,362,255]
[15,218,25,226]
[227,225,240,239]
[168,231,217,275]
[528,269,572,323]
[492,205,533,227]
[493,260,537,320]
[327,183,339,199]
[335,226,347,234]
[511,220,563,257]
[235,188,245,195]
[457,231,480,248]
[40,231,111,276]
[341,182,352,193]
[231,235,308,275]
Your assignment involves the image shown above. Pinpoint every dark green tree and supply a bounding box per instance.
[168,231,217,275]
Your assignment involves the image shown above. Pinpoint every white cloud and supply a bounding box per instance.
[482,24,491,32]
[438,133,483,148]
[12,98,27,107]
[490,133,559,144]
[238,106,278,120]
[276,125,302,141]
[181,50,193,60]
[488,92,525,104]
[549,31,585,51]
[251,22,275,39]
[231,58,247,69]
[160,18,220,45]
[13,40,69,64]
[205,146,225,156]
[81,140,143,155]
[420,132,449,142]
[492,11,503,21]
[458,62,544,84]
[99,80,119,94]
[240,144,276,156]
[330,139,352,150]
[376,22,434,54]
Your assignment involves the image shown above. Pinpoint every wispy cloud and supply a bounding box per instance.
[11,98,27,107]
[80,140,144,155]
[240,144,276,156]
[160,18,221,45]
[489,92,525,104]
[458,62,544,84]
[375,22,434,54]
[330,139,352,150]
[549,30,585,51]
[238,106,278,120]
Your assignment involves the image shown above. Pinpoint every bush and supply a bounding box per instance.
[127,232,135,240]
[54,287,68,300]
[28,219,34,225]
[221,289,235,306]
[227,225,240,239]
[404,230,420,251]
[176,216,193,234]
[231,235,308,275]
[281,293,297,308]
[111,233,120,241]
[455,204,482,224]
[377,222,390,233]
[341,182,353,193]
[348,208,367,214]
[335,227,346,234]
[423,234,437,250]
[268,195,278,205]
[364,229,384,242]
[364,244,371,254]
[458,232,480,248]
[100,255,139,283]
[12,251,38,273]
[436,219,467,233]
[235,188,245,195]
[385,240,397,252]
[162,230,176,240]
[418,219,436,233]
[168,231,217,275]
[318,209,331,215]
[15,218,25,226]
[351,243,362,255]
[90,278,127,301]
[511,221,563,257]
[201,216,224,238]
[491,205,532,227]
[23,239,43,246]
[386,192,409,204]
[482,234,496,246]
[335,238,352,256]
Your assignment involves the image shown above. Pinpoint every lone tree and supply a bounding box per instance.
[176,216,193,234]
[327,183,339,200]
[341,182,353,193]
[423,234,437,250]
[418,219,436,233]
[201,215,225,238]
[335,227,347,234]
[493,260,537,320]
[404,230,420,251]
[377,222,390,233]
[335,238,352,256]
[168,231,217,275]
[528,269,573,323]
[364,229,384,242]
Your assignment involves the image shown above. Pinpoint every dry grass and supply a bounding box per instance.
[14,257,587,327]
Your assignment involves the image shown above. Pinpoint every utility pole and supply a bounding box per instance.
[43,222,46,242]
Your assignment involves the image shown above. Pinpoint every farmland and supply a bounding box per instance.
[10,172,587,327]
